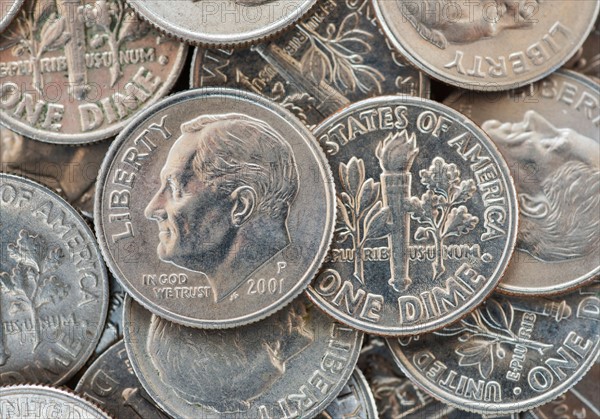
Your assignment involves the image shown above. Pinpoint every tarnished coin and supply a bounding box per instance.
[372,0,599,90]
[565,18,600,82]
[76,340,168,419]
[308,96,518,335]
[0,0,24,32]
[445,70,599,296]
[0,0,187,144]
[127,0,316,47]
[0,173,109,385]
[1,126,109,217]
[317,368,378,419]
[123,295,363,418]
[386,283,600,415]
[191,0,429,127]
[0,384,110,418]
[95,88,335,328]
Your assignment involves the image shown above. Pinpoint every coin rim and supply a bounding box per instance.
[0,0,25,32]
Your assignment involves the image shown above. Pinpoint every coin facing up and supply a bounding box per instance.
[191,0,429,127]
[0,0,24,32]
[76,340,168,419]
[316,368,377,419]
[373,0,599,90]
[308,96,518,335]
[0,0,187,144]
[123,296,363,418]
[0,385,110,418]
[0,173,109,385]
[445,70,599,296]
[128,0,316,47]
[95,88,335,328]
[386,283,600,415]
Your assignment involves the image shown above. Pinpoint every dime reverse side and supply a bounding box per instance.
[0,0,24,32]
[387,283,600,415]
[0,0,187,144]
[373,0,600,90]
[123,295,363,418]
[127,0,316,47]
[445,70,600,296]
[95,88,335,328]
[0,173,109,385]
[308,96,518,335]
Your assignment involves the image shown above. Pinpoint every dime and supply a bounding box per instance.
[95,88,335,328]
[307,96,518,335]
[0,384,109,418]
[316,368,377,419]
[191,0,429,127]
[386,283,600,415]
[0,0,24,32]
[565,18,600,82]
[0,126,110,217]
[76,340,168,419]
[0,173,109,385]
[0,0,187,144]
[127,0,316,47]
[444,70,599,296]
[123,295,363,418]
[372,0,599,91]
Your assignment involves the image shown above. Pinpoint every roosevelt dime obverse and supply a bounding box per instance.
[95,88,335,328]
[445,70,600,296]
[386,284,600,415]
[123,296,363,418]
[308,96,518,335]
[373,0,599,90]
[0,173,109,385]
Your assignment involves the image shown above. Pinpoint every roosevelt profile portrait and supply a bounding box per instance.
[146,301,314,413]
[483,110,600,262]
[145,113,299,302]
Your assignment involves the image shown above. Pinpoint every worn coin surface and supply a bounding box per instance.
[0,0,24,32]
[95,88,335,328]
[0,0,187,144]
[191,0,429,127]
[0,126,110,217]
[308,96,518,335]
[128,0,316,47]
[445,70,599,296]
[123,295,363,418]
[373,0,599,90]
[0,173,109,385]
[386,283,600,415]
[316,368,378,419]
[76,340,168,419]
[0,384,110,418]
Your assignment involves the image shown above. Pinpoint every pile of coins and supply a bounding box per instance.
[1,0,598,417]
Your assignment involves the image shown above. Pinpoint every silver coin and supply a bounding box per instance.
[95,88,335,328]
[444,70,599,296]
[386,283,600,415]
[0,173,109,385]
[0,0,24,32]
[0,384,110,418]
[317,368,378,419]
[565,17,600,82]
[373,0,599,91]
[127,0,316,47]
[191,0,429,127]
[75,340,169,419]
[308,96,518,335]
[123,295,363,418]
[0,0,187,144]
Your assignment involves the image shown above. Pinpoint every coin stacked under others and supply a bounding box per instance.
[0,0,598,418]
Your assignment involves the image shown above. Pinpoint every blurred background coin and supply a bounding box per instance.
[564,18,600,82]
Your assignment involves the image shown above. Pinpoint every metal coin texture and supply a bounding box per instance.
[0,173,109,385]
[0,0,24,32]
[372,0,600,90]
[127,0,316,47]
[95,88,335,328]
[316,368,378,419]
[0,0,187,144]
[308,96,518,335]
[76,340,168,419]
[191,0,429,127]
[565,17,600,82]
[123,295,363,418]
[445,70,600,296]
[386,283,600,415]
[0,384,110,418]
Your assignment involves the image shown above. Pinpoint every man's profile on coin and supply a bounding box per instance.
[483,110,600,262]
[145,113,299,303]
